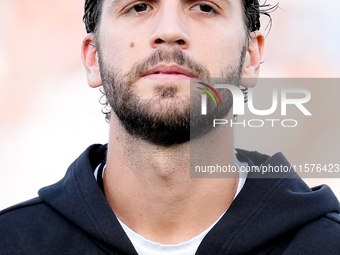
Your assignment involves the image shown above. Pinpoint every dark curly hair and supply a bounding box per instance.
[83,0,278,35]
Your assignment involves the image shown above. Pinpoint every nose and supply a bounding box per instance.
[150,3,190,49]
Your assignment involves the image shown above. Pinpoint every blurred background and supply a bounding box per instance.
[0,0,339,210]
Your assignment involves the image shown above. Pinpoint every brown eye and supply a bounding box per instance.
[133,3,149,12]
[191,4,216,14]
[199,4,213,12]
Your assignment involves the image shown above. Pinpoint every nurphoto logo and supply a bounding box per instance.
[198,82,312,128]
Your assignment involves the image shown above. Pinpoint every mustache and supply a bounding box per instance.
[123,49,211,83]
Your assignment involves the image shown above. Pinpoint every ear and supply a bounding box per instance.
[81,33,102,88]
[241,31,265,88]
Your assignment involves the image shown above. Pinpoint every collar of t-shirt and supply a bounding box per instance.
[94,153,248,255]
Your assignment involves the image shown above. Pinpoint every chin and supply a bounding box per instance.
[146,96,190,118]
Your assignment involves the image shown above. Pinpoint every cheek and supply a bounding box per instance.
[191,20,245,51]
[190,42,242,76]
[99,34,138,72]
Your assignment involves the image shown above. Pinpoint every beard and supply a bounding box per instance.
[98,47,247,147]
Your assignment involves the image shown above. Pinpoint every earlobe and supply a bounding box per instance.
[81,34,102,88]
[241,31,265,88]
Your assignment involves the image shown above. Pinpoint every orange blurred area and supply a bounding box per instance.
[0,0,339,209]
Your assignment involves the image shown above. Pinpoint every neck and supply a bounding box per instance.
[103,113,238,244]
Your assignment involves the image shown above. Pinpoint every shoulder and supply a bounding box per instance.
[0,198,47,253]
[0,198,60,252]
[0,197,95,254]
[282,212,340,253]
[0,197,46,225]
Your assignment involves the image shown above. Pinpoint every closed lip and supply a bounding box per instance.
[141,65,196,78]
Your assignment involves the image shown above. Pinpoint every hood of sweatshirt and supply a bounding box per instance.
[38,144,340,254]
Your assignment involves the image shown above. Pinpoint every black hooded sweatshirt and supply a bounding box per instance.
[1,144,340,254]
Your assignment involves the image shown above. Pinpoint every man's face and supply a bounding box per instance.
[88,0,258,146]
